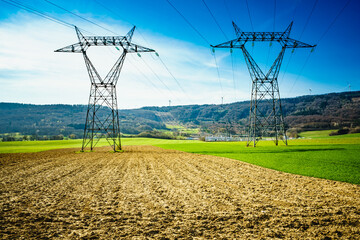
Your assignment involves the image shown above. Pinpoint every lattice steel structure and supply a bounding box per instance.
[212,22,316,146]
[56,26,154,151]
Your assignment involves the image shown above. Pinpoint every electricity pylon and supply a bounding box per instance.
[56,26,155,151]
[212,22,316,147]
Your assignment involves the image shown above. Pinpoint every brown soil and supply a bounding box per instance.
[0,146,359,239]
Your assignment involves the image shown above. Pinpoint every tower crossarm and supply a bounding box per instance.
[211,34,315,49]
[55,37,154,53]
[55,43,85,53]
[279,38,316,48]
[126,43,155,53]
[212,22,315,49]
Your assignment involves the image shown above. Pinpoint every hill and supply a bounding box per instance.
[0,91,359,140]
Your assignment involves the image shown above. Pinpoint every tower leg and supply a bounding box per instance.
[242,46,288,146]
[113,87,122,151]
[81,84,97,151]
[81,84,122,151]
[79,51,126,152]
[108,85,121,151]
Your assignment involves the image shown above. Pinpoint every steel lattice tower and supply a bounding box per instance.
[212,22,316,147]
[56,26,154,151]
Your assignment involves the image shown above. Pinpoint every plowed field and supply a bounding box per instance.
[1,146,359,239]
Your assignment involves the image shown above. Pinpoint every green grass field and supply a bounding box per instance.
[0,138,199,153]
[1,130,359,184]
[157,141,360,185]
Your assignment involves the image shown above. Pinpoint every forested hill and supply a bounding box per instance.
[1,91,359,139]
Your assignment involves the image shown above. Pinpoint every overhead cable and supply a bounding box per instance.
[165,0,226,101]
[1,0,74,29]
[273,0,276,32]
[212,51,224,98]
[288,51,313,94]
[317,0,352,43]
[139,56,182,103]
[127,55,168,97]
[44,0,118,35]
[230,51,237,101]
[201,0,228,40]
[223,0,234,23]
[156,54,191,99]
[165,0,210,45]
[199,0,227,99]
[4,0,180,105]
[279,0,302,86]
[279,51,294,85]
[1,0,97,35]
[298,0,319,40]
[93,0,191,103]
[49,0,184,104]
[244,0,254,32]
[289,0,352,93]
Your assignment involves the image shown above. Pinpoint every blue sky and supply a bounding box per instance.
[0,0,359,108]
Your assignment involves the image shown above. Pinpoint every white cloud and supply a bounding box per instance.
[1,12,315,109]
[1,12,249,108]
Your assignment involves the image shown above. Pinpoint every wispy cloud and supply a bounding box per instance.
[1,12,312,108]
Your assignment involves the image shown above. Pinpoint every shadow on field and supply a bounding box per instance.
[191,147,346,155]
[251,148,346,154]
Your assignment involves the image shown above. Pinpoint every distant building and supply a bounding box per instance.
[205,136,244,142]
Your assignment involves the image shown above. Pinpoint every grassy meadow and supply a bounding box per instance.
[0,130,359,184]
[0,138,199,154]
[157,141,360,185]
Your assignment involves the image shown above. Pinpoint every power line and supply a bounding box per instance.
[291,0,300,21]
[1,0,74,29]
[223,0,234,23]
[279,50,294,85]
[279,1,300,84]
[230,50,237,101]
[127,55,167,97]
[92,0,153,47]
[288,51,313,94]
[264,0,276,72]
[54,0,185,104]
[92,0,134,26]
[266,0,276,72]
[265,43,273,72]
[91,0,191,103]
[44,0,118,35]
[156,54,191,100]
[4,0,181,106]
[299,0,319,40]
[244,0,254,32]
[1,0,99,36]
[92,0,157,56]
[201,0,228,40]
[165,0,225,101]
[112,47,175,105]
[153,53,192,103]
[273,0,276,32]
[165,0,210,45]
[317,0,352,43]
[222,0,238,101]
[212,51,224,98]
[287,0,352,94]
[138,56,182,103]
[283,0,317,94]
[224,1,239,101]
[199,0,228,99]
